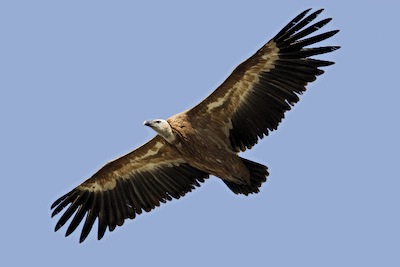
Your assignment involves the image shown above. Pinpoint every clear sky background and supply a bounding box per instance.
[1,1,399,266]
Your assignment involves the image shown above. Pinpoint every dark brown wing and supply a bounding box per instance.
[187,9,340,152]
[51,135,209,243]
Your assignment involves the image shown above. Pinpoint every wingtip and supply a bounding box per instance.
[54,223,61,232]
[304,8,312,13]
[97,232,105,241]
[65,227,74,237]
[302,8,323,16]
[50,198,62,210]
[79,235,87,243]
[51,210,57,218]
[298,8,312,19]
[51,190,75,210]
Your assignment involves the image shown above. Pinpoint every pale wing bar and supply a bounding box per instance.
[229,9,340,152]
[51,163,208,243]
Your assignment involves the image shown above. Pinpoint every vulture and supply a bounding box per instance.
[51,8,340,243]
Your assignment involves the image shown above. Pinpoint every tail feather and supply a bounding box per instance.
[223,157,269,196]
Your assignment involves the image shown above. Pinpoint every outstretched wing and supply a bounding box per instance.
[51,135,209,243]
[187,9,340,152]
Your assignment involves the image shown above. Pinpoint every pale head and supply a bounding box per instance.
[143,119,176,143]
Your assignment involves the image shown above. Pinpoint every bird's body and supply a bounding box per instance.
[167,113,250,184]
[51,9,340,243]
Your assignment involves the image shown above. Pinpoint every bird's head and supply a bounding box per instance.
[143,119,176,143]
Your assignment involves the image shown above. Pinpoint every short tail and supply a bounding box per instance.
[223,157,269,196]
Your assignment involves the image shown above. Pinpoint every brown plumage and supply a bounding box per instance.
[51,8,340,242]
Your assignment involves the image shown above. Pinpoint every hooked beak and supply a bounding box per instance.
[143,120,152,127]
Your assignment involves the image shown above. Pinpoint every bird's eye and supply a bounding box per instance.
[155,121,160,124]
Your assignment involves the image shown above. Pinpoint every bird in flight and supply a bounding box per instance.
[51,8,340,243]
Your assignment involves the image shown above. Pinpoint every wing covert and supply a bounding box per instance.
[187,9,340,152]
[51,135,209,242]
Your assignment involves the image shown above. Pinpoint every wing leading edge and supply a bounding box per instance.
[188,9,340,152]
[51,136,209,242]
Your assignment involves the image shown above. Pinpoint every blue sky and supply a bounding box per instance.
[1,1,399,266]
